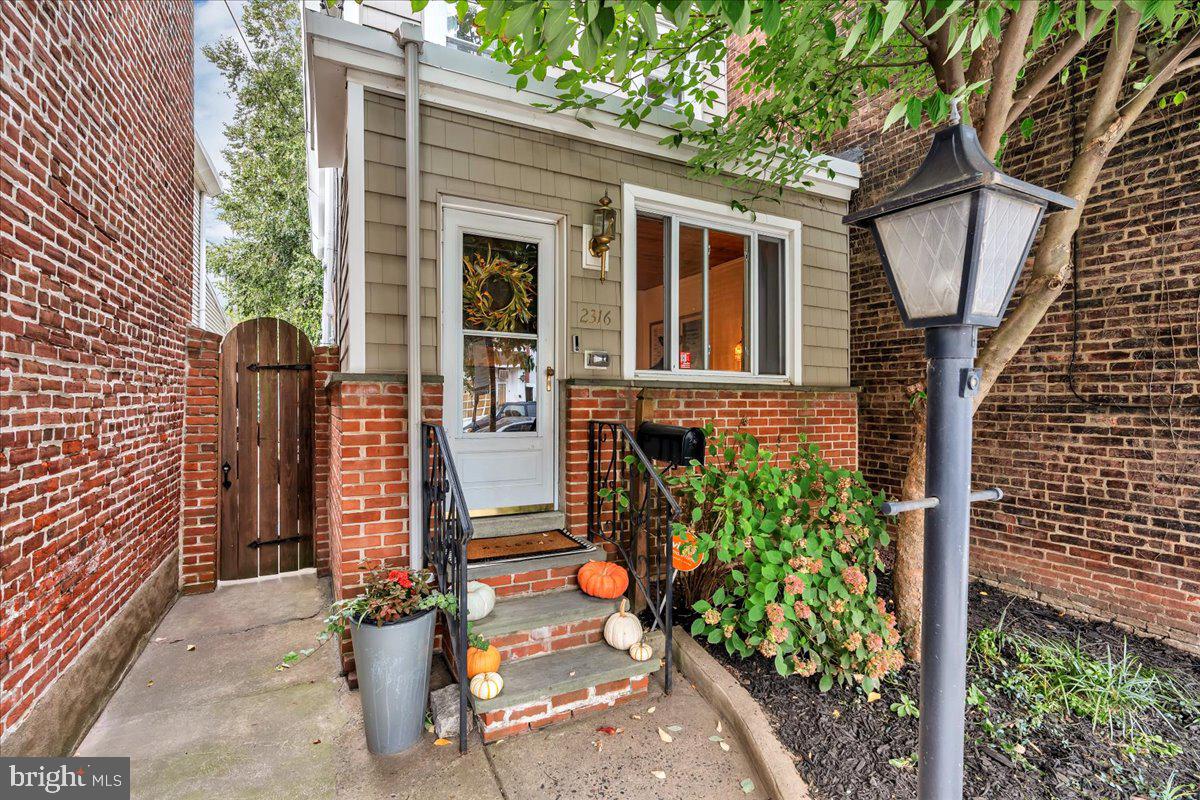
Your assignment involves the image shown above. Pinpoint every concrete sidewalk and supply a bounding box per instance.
[79,572,768,800]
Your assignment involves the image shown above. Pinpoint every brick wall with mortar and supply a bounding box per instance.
[325,379,442,673]
[722,48,1200,649]
[562,383,859,540]
[180,328,223,593]
[0,0,194,740]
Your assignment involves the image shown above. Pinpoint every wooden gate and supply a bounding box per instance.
[219,318,314,580]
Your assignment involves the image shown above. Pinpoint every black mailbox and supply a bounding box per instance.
[636,422,706,468]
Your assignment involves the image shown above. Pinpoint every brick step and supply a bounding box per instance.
[469,547,606,598]
[474,630,665,742]
[473,589,621,661]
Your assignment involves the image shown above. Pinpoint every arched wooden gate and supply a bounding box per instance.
[219,318,314,580]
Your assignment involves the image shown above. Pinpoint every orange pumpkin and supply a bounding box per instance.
[577,560,629,599]
[672,530,704,573]
[466,644,501,678]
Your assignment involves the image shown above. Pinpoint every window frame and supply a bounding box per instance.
[621,184,803,385]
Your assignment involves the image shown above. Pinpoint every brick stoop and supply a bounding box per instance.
[462,544,666,743]
[474,631,664,742]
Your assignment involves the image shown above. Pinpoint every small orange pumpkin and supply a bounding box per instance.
[577,560,629,599]
[672,530,704,572]
[466,644,501,678]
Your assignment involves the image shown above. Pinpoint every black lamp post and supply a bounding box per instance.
[845,121,1074,800]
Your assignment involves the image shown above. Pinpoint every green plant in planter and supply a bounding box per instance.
[676,427,902,693]
[323,562,458,638]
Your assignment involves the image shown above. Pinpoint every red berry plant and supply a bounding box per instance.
[323,560,458,637]
[672,428,903,694]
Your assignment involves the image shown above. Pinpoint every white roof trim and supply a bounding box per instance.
[193,133,223,197]
[301,10,860,200]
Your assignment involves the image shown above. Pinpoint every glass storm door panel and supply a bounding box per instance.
[441,208,557,514]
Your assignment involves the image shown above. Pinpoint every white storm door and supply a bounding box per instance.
[441,208,557,514]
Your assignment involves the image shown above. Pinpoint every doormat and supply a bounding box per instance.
[466,530,590,564]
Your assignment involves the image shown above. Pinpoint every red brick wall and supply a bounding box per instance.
[325,380,441,672]
[180,328,223,593]
[832,65,1200,650]
[312,346,339,574]
[0,0,193,738]
[563,383,859,539]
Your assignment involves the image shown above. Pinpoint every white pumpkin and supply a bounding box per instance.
[603,599,643,651]
[466,581,496,621]
[628,639,654,662]
[470,671,504,701]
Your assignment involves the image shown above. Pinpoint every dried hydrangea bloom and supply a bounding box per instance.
[768,626,788,644]
[793,601,812,620]
[842,565,867,596]
[703,608,721,626]
[758,639,778,658]
[722,624,734,639]
[784,573,805,596]
[765,602,785,624]
[792,656,819,677]
[844,632,863,651]
[866,632,884,653]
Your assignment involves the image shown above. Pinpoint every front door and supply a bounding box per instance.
[441,207,557,515]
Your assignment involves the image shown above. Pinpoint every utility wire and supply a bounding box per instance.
[224,0,256,61]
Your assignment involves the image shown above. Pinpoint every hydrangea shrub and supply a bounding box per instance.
[673,428,903,693]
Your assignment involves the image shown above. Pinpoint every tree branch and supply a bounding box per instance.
[925,6,965,94]
[1112,28,1200,140]
[901,18,932,50]
[1004,7,1106,132]
[979,2,1038,158]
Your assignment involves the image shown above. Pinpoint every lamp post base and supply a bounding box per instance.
[917,325,979,800]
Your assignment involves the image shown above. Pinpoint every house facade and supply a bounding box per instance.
[300,1,861,600]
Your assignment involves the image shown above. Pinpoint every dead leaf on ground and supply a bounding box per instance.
[646,706,656,714]
[716,720,723,733]
[434,738,451,746]
[311,739,321,745]
[720,741,731,752]
[630,714,642,720]
[597,726,622,736]
[740,778,755,794]
[666,724,683,733]
[866,691,881,703]
[186,644,196,652]
[657,727,673,743]
[154,637,166,643]
[146,680,154,686]
[651,770,666,781]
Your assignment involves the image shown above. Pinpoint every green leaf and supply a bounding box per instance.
[410,0,429,11]
[637,1,660,43]
[690,617,705,636]
[880,0,907,44]
[819,674,834,692]
[761,0,782,35]
[723,0,752,34]
[905,97,923,129]
[1174,90,1187,106]
[1020,117,1034,139]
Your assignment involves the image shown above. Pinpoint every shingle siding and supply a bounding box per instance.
[355,89,852,384]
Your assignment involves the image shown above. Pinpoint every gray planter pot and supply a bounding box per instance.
[350,608,435,755]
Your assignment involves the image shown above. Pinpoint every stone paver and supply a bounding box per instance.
[78,573,766,800]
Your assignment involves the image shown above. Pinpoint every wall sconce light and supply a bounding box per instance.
[589,190,616,281]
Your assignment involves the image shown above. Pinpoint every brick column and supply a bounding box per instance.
[312,346,339,575]
[180,327,223,593]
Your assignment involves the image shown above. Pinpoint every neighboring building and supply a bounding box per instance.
[193,135,230,335]
[299,0,861,736]
[0,0,195,754]
[833,61,1200,652]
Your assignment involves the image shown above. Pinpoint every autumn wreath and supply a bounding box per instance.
[462,246,534,333]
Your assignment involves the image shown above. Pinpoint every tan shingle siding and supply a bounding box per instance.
[358,90,851,384]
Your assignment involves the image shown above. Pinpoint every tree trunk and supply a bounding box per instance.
[893,409,927,659]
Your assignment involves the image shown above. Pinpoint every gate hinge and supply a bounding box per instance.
[247,535,310,549]
[247,363,312,372]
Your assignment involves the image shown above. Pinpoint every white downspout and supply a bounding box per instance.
[400,30,423,569]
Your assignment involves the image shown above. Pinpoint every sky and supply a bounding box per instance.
[193,0,247,245]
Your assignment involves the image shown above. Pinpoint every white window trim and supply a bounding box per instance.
[620,183,803,385]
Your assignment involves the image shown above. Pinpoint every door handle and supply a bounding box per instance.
[545,365,555,393]
[221,462,232,490]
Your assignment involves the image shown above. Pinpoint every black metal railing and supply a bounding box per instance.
[587,421,682,694]
[421,422,474,753]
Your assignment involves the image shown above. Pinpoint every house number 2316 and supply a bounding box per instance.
[578,306,613,327]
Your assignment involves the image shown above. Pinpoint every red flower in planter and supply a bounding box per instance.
[388,569,414,589]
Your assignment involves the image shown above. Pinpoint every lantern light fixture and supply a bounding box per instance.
[589,189,617,281]
[845,123,1075,329]
[844,122,1075,800]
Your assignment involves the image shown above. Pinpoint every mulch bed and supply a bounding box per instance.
[679,579,1200,800]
